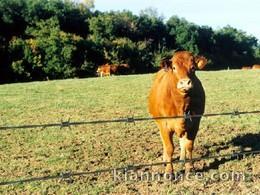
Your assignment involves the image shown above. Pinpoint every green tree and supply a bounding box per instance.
[80,0,95,10]
[254,44,260,60]
[0,0,27,38]
[1,1,260,83]
[74,38,105,77]
[137,9,166,50]
[9,37,35,81]
[197,26,215,54]
[9,17,83,80]
[213,26,258,68]
[167,16,199,54]
[88,12,117,42]
[25,0,92,36]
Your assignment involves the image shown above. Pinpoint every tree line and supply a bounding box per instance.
[0,0,259,83]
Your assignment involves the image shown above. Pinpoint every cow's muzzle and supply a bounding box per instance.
[177,79,193,92]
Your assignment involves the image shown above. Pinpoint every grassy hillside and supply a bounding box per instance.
[0,70,260,194]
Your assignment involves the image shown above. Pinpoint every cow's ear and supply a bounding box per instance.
[195,56,207,70]
[160,58,172,69]
[166,58,172,68]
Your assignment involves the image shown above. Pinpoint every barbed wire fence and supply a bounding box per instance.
[0,110,259,131]
[0,109,259,186]
[0,150,260,186]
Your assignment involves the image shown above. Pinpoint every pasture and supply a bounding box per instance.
[0,70,259,194]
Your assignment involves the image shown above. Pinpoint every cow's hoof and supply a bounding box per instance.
[165,164,173,174]
[185,164,195,173]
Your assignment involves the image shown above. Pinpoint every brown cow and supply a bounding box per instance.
[97,63,130,77]
[116,64,130,75]
[252,64,260,69]
[96,64,111,77]
[148,51,207,174]
[241,66,251,70]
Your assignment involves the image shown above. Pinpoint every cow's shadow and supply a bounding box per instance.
[197,133,260,172]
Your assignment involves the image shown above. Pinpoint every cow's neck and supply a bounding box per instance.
[173,91,191,116]
[167,71,192,116]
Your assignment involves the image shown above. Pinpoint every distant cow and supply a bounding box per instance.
[252,64,260,70]
[96,63,130,77]
[96,64,111,77]
[148,51,207,174]
[115,64,130,75]
[241,66,251,70]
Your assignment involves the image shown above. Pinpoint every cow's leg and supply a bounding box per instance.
[159,124,174,173]
[180,136,194,172]
[179,137,186,170]
[183,117,201,172]
[184,138,194,172]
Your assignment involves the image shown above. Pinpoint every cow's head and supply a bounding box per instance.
[171,51,207,93]
[96,66,102,75]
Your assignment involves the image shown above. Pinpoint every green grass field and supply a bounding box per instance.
[0,70,260,194]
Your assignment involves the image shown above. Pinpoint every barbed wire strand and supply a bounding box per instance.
[0,150,259,186]
[0,110,259,131]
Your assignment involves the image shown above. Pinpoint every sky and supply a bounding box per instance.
[91,0,260,41]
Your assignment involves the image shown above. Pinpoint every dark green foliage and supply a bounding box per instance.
[0,0,259,83]
[167,16,200,54]
[211,26,258,69]
[9,17,77,80]
[8,17,99,81]
[74,38,105,77]
[0,0,27,38]
[101,38,154,73]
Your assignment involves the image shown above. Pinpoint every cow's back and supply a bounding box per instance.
[242,66,251,70]
[252,64,260,69]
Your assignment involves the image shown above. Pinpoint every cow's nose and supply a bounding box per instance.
[177,79,193,90]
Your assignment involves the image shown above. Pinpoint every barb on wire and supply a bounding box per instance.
[0,110,259,131]
[231,109,240,118]
[184,110,192,121]
[126,117,135,124]
[0,150,259,186]
[60,118,71,130]
[59,171,72,179]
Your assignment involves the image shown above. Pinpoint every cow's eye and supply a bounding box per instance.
[172,66,176,71]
